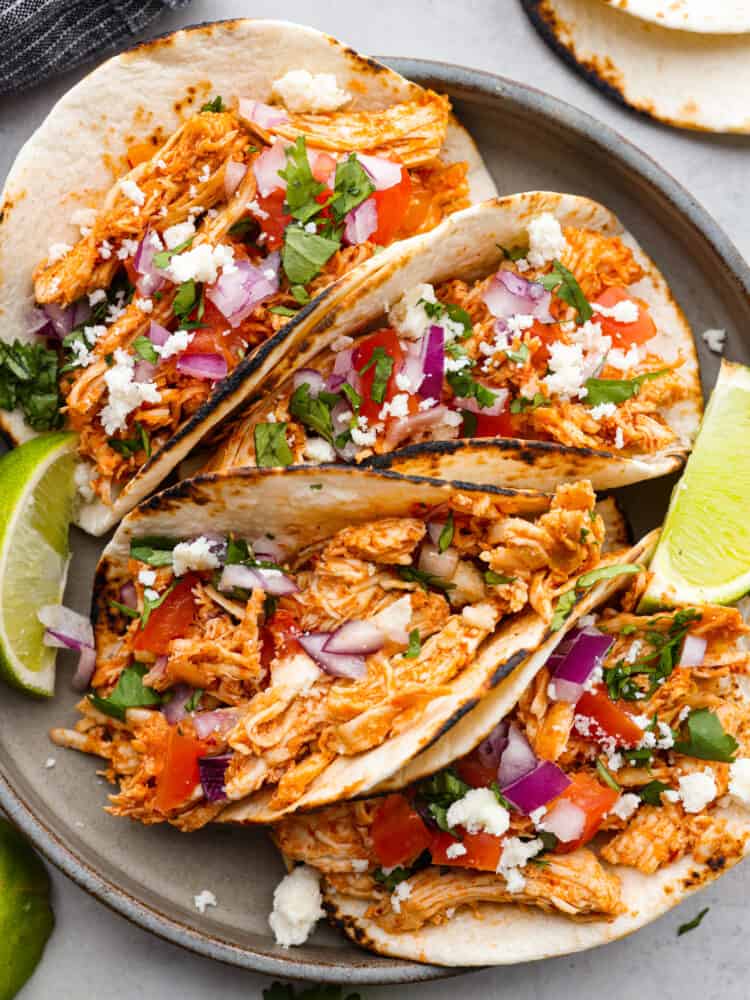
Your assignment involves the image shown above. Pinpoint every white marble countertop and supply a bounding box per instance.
[2,1,749,997]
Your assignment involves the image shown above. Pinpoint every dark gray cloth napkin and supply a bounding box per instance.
[0,0,192,96]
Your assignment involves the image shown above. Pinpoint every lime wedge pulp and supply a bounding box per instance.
[0,432,78,696]
[641,360,750,609]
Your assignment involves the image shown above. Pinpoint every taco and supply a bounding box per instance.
[0,19,495,535]
[49,465,634,830]
[203,192,702,492]
[272,540,750,964]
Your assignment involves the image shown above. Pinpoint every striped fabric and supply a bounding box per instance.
[0,0,192,95]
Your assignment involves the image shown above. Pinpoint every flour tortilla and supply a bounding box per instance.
[324,531,750,966]
[606,0,750,33]
[0,19,496,536]
[94,464,626,825]
[523,0,750,133]
[211,191,702,492]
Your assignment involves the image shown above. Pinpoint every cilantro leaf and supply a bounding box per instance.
[485,570,515,585]
[446,370,497,409]
[595,757,621,791]
[268,305,298,318]
[604,608,702,702]
[140,582,176,628]
[358,346,394,405]
[539,259,592,323]
[403,628,422,659]
[254,422,294,468]
[200,96,225,113]
[499,243,528,261]
[172,280,199,323]
[133,336,159,364]
[417,767,471,833]
[638,780,670,805]
[674,708,739,763]
[0,340,62,430]
[678,908,709,937]
[461,409,478,437]
[510,392,549,414]
[108,599,140,619]
[438,513,454,553]
[505,343,530,365]
[291,285,310,304]
[584,369,669,408]
[329,154,374,220]
[550,589,577,632]
[184,688,203,712]
[279,137,327,223]
[289,382,335,443]
[228,218,256,238]
[398,566,454,593]
[88,663,162,720]
[153,235,195,270]
[129,540,175,566]
[108,422,150,459]
[576,563,642,589]
[282,226,340,286]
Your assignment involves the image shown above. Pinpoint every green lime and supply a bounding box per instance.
[0,432,78,696]
[641,360,750,609]
[0,818,54,999]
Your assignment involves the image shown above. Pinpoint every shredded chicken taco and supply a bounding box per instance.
[49,465,634,830]
[272,541,750,964]
[0,19,495,535]
[205,192,701,492]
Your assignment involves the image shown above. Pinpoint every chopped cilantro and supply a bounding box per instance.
[620,623,638,636]
[638,780,670,806]
[510,392,549,414]
[585,369,670,408]
[108,422,150,459]
[505,343,530,365]
[678,907,709,937]
[420,298,473,339]
[268,305,298,318]
[228,218,256,238]
[172,279,199,323]
[329,154,374,219]
[446,370,497,409]
[88,663,162,720]
[140,582,176,629]
[153,235,195,270]
[461,409,478,437]
[108,599,139,619]
[674,708,739,763]
[358,346,394,404]
[254,422,294,468]
[595,757,621,791]
[539,259,592,323]
[184,688,203,712]
[576,563,642,589]
[200,95,225,113]
[282,226,339,286]
[340,381,361,412]
[417,767,471,833]
[403,628,422,659]
[129,540,175,566]
[289,382,335,443]
[373,850,431,892]
[398,565,454,593]
[438,513,454,553]
[604,608,702,702]
[499,243,528,261]
[291,285,310,304]
[485,570,515,585]
[0,340,61,430]
[133,336,159,363]
[550,589,577,632]
[279,137,327,223]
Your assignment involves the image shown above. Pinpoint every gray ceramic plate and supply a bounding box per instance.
[1,53,749,986]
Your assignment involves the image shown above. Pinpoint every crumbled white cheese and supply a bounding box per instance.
[702,328,727,355]
[593,299,639,323]
[116,238,139,261]
[505,313,535,339]
[589,402,617,421]
[380,393,411,420]
[529,805,547,826]
[272,70,350,113]
[44,757,56,769]
[74,461,96,503]
[303,437,336,464]
[193,889,217,914]
[526,213,567,268]
[138,569,157,586]
[461,603,498,631]
[351,859,370,872]
[172,537,221,576]
[388,284,437,341]
[350,423,379,448]
[163,220,196,249]
[445,842,467,859]
[98,240,113,260]
[248,198,269,220]
[446,787,510,837]
[395,372,413,392]
[444,354,473,374]
[390,879,412,914]
[678,769,717,814]
[48,242,72,263]
[133,296,153,314]
[88,288,107,307]
[168,242,236,284]
[100,349,161,434]
[198,163,211,184]
[625,640,643,664]
[607,344,641,371]
[156,329,193,359]
[270,866,324,947]
[663,789,680,803]
[119,178,145,208]
[610,793,641,821]
[143,588,159,602]
[583,664,603,692]
[497,836,544,893]
[614,427,625,449]
[728,758,750,805]
[543,342,587,400]
[607,752,624,772]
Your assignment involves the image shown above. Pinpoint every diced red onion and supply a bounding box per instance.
[483,270,553,323]
[356,154,402,191]
[331,399,359,461]
[418,542,459,581]
[42,303,74,339]
[419,325,444,401]
[163,683,194,724]
[224,159,247,199]
[176,353,228,381]
[502,760,571,815]
[326,372,346,393]
[383,405,459,450]
[679,634,707,667]
[150,655,168,683]
[218,563,298,596]
[454,384,508,417]
[476,721,509,771]
[548,626,613,703]
[206,255,280,326]
[402,339,426,394]
[253,141,288,197]
[540,798,586,842]
[133,360,158,383]
[193,708,239,739]
[134,229,166,296]
[119,581,138,610]
[324,620,385,655]
[298,632,367,679]
[72,646,97,692]
[372,594,412,646]
[39,605,94,650]
[239,99,289,130]
[198,753,232,802]
[28,307,52,335]
[252,537,285,563]
[293,368,326,397]
[148,320,170,347]
[498,723,537,787]
[427,521,446,547]
[343,197,377,246]
[72,299,91,328]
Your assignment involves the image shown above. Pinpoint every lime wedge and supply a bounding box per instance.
[0,818,54,1000]
[0,432,78,696]
[641,360,750,609]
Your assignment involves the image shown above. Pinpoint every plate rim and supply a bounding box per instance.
[2,45,750,985]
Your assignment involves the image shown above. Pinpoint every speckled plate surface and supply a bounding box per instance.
[1,43,750,985]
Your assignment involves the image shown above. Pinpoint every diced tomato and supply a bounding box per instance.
[372,168,411,246]
[430,831,504,872]
[352,327,405,422]
[310,152,337,185]
[593,286,656,348]
[371,794,433,868]
[550,772,620,853]
[254,189,291,251]
[127,141,155,168]
[456,753,498,789]
[179,299,250,364]
[260,609,302,669]
[133,573,199,655]
[575,686,644,747]
[463,408,519,439]
[154,727,208,813]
